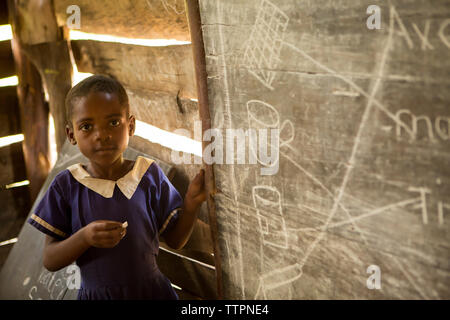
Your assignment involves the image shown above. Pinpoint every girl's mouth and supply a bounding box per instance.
[96,147,117,152]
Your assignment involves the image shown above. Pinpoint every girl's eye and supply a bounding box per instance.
[110,119,121,127]
[80,124,92,131]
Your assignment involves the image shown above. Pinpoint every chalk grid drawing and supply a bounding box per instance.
[243,0,289,90]
[217,0,447,299]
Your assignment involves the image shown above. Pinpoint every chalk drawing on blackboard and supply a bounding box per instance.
[252,186,288,249]
[254,263,302,299]
[394,109,450,142]
[215,0,449,299]
[291,9,395,279]
[160,0,185,15]
[245,98,369,246]
[216,0,246,297]
[243,0,289,90]
[289,197,420,233]
[246,99,281,173]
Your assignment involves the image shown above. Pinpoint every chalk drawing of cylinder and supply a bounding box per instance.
[254,263,302,299]
[252,186,288,249]
[247,100,280,171]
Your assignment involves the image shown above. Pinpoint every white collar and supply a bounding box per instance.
[67,156,154,199]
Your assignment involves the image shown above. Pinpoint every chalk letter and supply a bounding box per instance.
[390,6,414,49]
[66,265,81,290]
[408,187,431,225]
[412,20,434,50]
[438,19,450,49]
[435,117,450,140]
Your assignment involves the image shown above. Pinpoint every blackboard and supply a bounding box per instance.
[200,0,450,299]
[0,139,174,299]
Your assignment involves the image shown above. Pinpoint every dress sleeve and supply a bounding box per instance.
[151,163,183,237]
[27,177,71,240]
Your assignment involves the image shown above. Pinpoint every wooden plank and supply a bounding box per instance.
[186,0,222,299]
[10,0,60,45]
[200,0,450,299]
[22,41,73,152]
[156,246,217,299]
[128,87,200,133]
[0,185,30,270]
[0,40,15,78]
[129,136,202,194]
[174,287,202,300]
[0,142,27,186]
[0,187,30,240]
[71,40,197,100]
[0,1,8,24]
[0,86,20,137]
[8,0,51,203]
[54,0,190,41]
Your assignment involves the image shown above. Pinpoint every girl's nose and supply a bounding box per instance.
[95,128,112,141]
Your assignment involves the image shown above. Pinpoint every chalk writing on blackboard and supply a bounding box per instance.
[22,264,80,300]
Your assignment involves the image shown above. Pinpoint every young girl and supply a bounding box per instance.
[27,75,207,300]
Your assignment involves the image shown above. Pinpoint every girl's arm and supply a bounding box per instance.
[43,220,126,272]
[164,170,207,250]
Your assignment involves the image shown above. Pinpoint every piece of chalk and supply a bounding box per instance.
[122,221,128,228]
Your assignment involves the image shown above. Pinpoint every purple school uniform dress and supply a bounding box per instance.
[28,156,182,300]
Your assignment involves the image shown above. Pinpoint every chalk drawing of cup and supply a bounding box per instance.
[252,185,288,249]
[246,100,280,170]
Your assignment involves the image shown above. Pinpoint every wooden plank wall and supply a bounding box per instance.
[0,87,30,270]
[1,0,218,300]
[0,2,31,269]
[199,0,450,299]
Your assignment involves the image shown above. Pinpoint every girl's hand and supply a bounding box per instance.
[185,169,207,206]
[83,220,127,248]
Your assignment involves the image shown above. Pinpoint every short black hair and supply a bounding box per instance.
[65,74,129,127]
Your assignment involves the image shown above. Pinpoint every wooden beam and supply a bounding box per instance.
[0,40,15,78]
[128,87,200,133]
[157,245,217,299]
[71,40,197,100]
[0,1,8,25]
[11,0,60,45]
[185,0,223,299]
[0,86,20,137]
[8,2,50,202]
[0,142,27,186]
[54,0,190,41]
[22,41,72,152]
[7,0,62,202]
[9,40,49,202]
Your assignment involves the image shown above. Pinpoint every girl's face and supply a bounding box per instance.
[66,91,135,167]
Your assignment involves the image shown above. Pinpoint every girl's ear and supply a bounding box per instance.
[128,115,136,137]
[65,125,77,145]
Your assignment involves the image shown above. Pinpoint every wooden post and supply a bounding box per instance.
[8,0,72,153]
[8,0,50,202]
[185,0,223,299]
